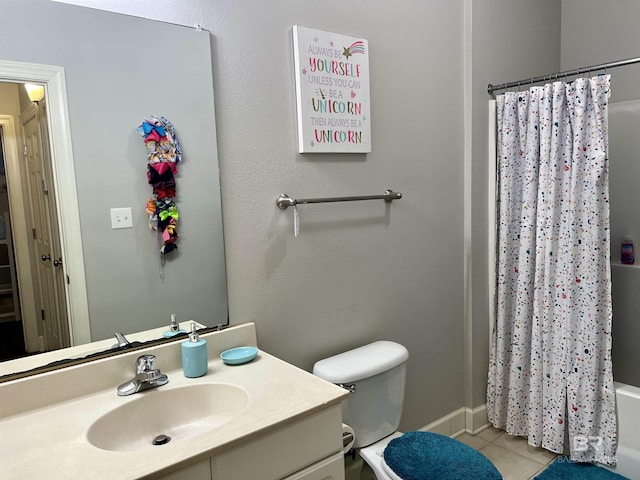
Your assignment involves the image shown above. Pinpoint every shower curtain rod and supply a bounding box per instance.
[487,55,640,95]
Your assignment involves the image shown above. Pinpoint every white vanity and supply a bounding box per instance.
[0,323,348,479]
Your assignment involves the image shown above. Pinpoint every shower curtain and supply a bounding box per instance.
[487,75,617,465]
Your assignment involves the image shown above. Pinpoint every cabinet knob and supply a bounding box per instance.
[53,258,63,267]
[41,254,51,262]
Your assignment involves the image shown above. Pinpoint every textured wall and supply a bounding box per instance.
[50,0,569,426]
[562,0,640,388]
[561,0,640,103]
[467,0,561,407]
[56,0,467,429]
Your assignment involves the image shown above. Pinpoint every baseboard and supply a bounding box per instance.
[465,403,489,435]
[419,407,467,437]
[419,404,489,438]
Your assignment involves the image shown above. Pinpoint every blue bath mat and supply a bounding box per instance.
[384,431,502,480]
[534,457,629,480]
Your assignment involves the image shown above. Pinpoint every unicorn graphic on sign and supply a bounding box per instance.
[342,40,365,59]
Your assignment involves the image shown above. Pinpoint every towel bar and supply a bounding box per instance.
[276,190,402,209]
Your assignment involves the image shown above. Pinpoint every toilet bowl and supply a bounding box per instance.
[314,341,502,480]
[358,431,403,480]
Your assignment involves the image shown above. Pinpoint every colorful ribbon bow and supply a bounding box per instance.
[138,116,182,256]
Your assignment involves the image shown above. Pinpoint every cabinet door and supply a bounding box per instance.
[211,405,342,480]
[283,452,344,480]
[157,459,211,480]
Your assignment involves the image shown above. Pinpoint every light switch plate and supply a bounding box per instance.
[110,207,133,229]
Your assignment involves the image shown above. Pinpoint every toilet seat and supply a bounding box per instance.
[381,431,502,480]
[359,431,403,480]
[380,458,403,480]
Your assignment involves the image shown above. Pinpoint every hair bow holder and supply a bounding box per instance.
[137,116,182,271]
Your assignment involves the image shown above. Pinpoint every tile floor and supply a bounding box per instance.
[456,426,558,480]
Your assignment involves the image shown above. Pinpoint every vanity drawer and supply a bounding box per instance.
[157,459,211,480]
[210,405,342,480]
[282,452,344,480]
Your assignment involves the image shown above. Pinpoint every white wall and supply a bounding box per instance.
[562,0,640,387]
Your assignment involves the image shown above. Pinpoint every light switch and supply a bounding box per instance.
[110,207,133,229]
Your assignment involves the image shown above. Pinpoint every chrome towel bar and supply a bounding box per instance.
[276,189,402,209]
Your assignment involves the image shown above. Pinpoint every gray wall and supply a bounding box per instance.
[43,0,566,427]
[609,99,640,388]
[562,0,640,387]
[64,0,467,429]
[204,0,467,430]
[468,0,561,407]
[0,0,227,341]
[561,0,640,103]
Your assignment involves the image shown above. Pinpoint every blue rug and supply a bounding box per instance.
[384,431,502,480]
[534,457,629,480]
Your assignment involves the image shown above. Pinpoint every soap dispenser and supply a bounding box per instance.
[182,322,208,378]
[163,313,186,338]
[621,236,635,265]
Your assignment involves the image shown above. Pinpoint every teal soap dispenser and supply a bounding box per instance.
[182,322,208,378]
[163,313,186,338]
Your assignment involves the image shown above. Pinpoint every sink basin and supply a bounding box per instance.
[87,383,249,452]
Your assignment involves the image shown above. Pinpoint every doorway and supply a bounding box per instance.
[0,82,69,357]
[0,60,90,361]
[0,125,25,360]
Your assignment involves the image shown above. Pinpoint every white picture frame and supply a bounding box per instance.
[292,25,371,153]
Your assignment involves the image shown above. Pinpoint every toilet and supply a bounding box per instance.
[313,341,502,480]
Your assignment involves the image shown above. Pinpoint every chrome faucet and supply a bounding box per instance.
[112,332,131,348]
[117,354,169,396]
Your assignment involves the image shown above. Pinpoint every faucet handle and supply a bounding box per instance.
[113,332,130,348]
[117,354,168,396]
[136,354,156,374]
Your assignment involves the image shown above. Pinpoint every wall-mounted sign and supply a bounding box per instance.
[292,25,371,153]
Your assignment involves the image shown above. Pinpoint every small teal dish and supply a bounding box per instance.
[220,346,258,365]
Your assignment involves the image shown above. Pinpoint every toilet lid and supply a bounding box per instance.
[382,431,502,480]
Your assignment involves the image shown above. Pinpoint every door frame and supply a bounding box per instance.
[0,59,90,346]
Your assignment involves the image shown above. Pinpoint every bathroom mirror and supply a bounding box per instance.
[0,0,228,379]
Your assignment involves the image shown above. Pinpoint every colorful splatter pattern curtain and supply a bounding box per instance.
[487,76,617,465]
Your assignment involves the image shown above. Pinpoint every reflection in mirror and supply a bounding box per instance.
[0,0,228,379]
[0,82,72,359]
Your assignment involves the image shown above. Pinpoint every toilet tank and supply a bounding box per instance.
[313,341,409,448]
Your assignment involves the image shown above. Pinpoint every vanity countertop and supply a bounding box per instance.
[0,323,348,479]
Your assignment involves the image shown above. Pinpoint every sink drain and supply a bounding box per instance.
[152,434,171,446]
